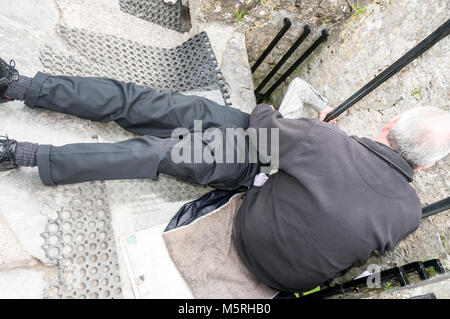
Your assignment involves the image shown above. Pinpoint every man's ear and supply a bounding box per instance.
[381,115,400,132]
[376,115,401,145]
[414,162,435,171]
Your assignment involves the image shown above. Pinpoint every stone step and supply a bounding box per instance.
[57,0,191,49]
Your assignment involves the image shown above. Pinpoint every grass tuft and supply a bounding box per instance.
[410,88,423,100]
[351,0,367,18]
[235,10,246,22]
[440,234,447,248]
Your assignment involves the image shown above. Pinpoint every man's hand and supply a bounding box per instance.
[318,105,336,123]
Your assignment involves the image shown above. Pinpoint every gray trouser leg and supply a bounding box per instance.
[25,72,250,137]
[26,73,258,189]
[36,134,258,190]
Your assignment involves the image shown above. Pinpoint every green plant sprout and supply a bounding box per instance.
[441,235,447,248]
[426,266,436,278]
[235,10,246,22]
[383,282,393,290]
[351,0,367,18]
[410,88,423,100]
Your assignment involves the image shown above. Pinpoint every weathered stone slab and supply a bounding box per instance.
[0,266,56,299]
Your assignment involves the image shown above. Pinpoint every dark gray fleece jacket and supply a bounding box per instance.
[235,104,422,293]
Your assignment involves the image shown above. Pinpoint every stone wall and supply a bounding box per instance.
[190,0,352,85]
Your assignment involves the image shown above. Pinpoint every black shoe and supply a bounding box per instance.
[0,58,20,104]
[0,136,18,171]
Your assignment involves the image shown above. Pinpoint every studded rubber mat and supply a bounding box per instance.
[41,182,123,299]
[44,24,231,106]
[119,0,181,31]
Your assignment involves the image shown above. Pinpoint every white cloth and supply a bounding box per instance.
[253,172,269,186]
[278,78,328,119]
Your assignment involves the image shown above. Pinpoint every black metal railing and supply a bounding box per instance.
[257,29,329,104]
[324,18,450,122]
[254,25,311,96]
[251,18,292,74]
[422,197,450,219]
[275,259,446,299]
[251,17,329,104]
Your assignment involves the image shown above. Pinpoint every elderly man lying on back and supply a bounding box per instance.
[1,58,449,292]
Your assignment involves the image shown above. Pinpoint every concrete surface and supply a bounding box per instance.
[0,212,37,271]
[0,265,56,299]
[57,0,191,48]
[221,32,257,113]
[0,0,101,270]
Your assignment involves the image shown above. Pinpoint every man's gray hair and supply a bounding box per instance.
[387,106,450,168]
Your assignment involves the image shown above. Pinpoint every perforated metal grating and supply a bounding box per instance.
[119,0,181,31]
[41,182,122,299]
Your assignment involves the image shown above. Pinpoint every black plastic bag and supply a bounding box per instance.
[164,189,241,232]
